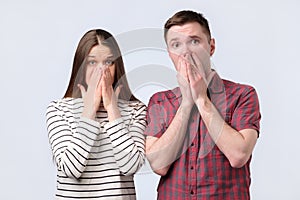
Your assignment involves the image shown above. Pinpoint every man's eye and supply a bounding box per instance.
[171,42,180,48]
[191,39,200,45]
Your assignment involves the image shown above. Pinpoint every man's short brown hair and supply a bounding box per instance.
[164,10,211,42]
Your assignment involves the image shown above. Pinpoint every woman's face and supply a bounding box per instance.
[85,44,115,86]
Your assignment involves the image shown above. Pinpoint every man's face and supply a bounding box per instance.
[166,22,215,75]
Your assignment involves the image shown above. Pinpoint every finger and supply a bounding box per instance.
[178,57,182,73]
[191,52,206,76]
[96,70,103,95]
[178,56,191,83]
[99,78,107,100]
[186,54,198,73]
[187,64,195,83]
[115,84,123,98]
[100,74,106,91]
[182,58,191,82]
[77,84,86,98]
[95,67,103,86]
[109,70,114,84]
[101,69,109,84]
[89,66,102,88]
[206,70,216,84]
[105,69,113,85]
[190,52,201,67]
[179,56,187,76]
[177,58,185,81]
[98,83,103,98]
[176,71,188,85]
[176,55,181,72]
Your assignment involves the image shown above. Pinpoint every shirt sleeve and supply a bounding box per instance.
[46,101,100,179]
[103,102,147,176]
[231,86,261,136]
[144,93,167,138]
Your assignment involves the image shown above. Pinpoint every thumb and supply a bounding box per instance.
[205,70,216,86]
[77,84,86,98]
[115,84,123,99]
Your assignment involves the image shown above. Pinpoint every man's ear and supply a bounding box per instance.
[210,38,216,56]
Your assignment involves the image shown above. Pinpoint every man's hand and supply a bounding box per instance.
[187,53,215,104]
[176,56,194,108]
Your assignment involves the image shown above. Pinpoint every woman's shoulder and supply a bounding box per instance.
[119,99,145,107]
[47,98,83,111]
[118,99,146,108]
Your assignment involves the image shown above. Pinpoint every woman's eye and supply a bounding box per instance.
[104,60,114,66]
[88,60,97,65]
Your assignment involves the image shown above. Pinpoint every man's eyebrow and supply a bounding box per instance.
[189,35,201,40]
[168,37,179,43]
[168,37,179,44]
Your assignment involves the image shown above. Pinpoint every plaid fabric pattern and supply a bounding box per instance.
[145,75,261,200]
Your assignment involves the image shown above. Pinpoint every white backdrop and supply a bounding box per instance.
[1,0,299,199]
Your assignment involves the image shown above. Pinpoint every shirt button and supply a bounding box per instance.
[191,190,194,195]
[191,166,194,170]
[191,143,194,146]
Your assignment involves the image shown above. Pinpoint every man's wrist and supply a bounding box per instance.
[179,102,193,118]
[195,96,212,114]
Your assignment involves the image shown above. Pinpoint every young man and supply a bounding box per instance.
[145,10,261,199]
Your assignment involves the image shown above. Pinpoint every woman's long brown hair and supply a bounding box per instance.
[63,29,137,101]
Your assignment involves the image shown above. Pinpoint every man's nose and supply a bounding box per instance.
[181,43,191,57]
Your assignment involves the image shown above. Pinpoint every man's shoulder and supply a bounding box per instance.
[223,79,256,96]
[149,87,180,103]
[223,79,256,93]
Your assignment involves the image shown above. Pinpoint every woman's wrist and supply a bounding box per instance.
[106,103,121,121]
[82,109,96,120]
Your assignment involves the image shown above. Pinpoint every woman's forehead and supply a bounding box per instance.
[88,44,112,57]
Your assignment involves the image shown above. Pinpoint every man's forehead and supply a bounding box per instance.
[167,22,204,39]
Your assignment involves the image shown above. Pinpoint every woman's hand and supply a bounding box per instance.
[101,67,122,121]
[78,66,103,120]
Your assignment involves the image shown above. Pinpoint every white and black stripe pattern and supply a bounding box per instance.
[46,98,146,199]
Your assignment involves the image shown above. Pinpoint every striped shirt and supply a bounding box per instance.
[46,98,147,199]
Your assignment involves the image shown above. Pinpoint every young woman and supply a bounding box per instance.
[46,29,146,199]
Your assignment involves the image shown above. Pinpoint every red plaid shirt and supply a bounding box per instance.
[145,74,261,200]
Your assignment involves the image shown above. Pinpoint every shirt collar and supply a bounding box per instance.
[207,71,225,94]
